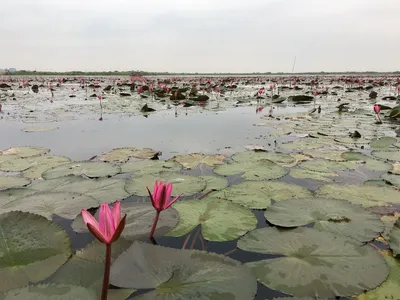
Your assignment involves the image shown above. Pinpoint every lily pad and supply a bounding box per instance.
[0,212,71,292]
[98,147,159,163]
[238,227,389,298]
[302,150,345,161]
[0,176,31,190]
[0,192,99,220]
[212,181,312,209]
[1,146,50,158]
[213,160,288,180]
[381,214,400,240]
[72,202,179,239]
[0,188,36,206]
[316,184,400,207]
[199,176,229,191]
[381,173,400,187]
[370,137,397,149]
[0,284,97,300]
[341,152,391,171]
[121,160,182,174]
[289,169,337,182]
[371,150,400,161]
[359,253,400,300]
[171,153,225,169]
[0,155,19,164]
[389,219,400,257]
[42,162,121,179]
[0,156,70,172]
[50,239,135,300]
[22,126,58,133]
[125,172,206,197]
[280,140,325,151]
[265,198,384,242]
[167,197,257,241]
[232,151,295,166]
[334,137,370,145]
[299,159,357,173]
[30,176,130,203]
[110,242,257,300]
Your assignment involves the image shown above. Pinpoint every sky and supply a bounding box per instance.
[1,0,399,73]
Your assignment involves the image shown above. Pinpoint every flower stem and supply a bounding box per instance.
[101,244,112,300]
[149,211,161,238]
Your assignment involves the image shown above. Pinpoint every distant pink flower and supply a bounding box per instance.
[373,104,381,114]
[98,95,103,100]
[313,91,318,96]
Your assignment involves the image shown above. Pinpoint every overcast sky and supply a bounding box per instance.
[1,0,399,73]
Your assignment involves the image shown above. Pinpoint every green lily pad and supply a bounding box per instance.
[125,172,206,197]
[265,198,384,242]
[280,140,325,151]
[299,159,357,173]
[363,180,390,186]
[71,202,179,239]
[389,219,400,257]
[334,137,370,145]
[199,176,229,191]
[341,152,391,171]
[167,197,257,241]
[121,160,182,174]
[42,162,121,179]
[22,126,59,133]
[0,284,97,300]
[381,173,400,187]
[98,147,159,163]
[0,188,36,206]
[110,242,257,300]
[289,169,337,182]
[0,155,19,164]
[371,150,400,161]
[302,150,345,161]
[341,151,369,161]
[316,184,400,207]
[0,156,70,172]
[238,227,389,298]
[0,212,71,292]
[171,153,225,169]
[1,146,50,158]
[381,214,400,240]
[359,253,400,300]
[213,160,288,180]
[232,151,296,166]
[50,239,135,300]
[212,181,312,209]
[30,176,130,203]
[0,176,31,190]
[0,192,99,220]
[370,137,397,149]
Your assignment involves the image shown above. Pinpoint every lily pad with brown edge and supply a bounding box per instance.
[199,176,229,191]
[30,176,130,204]
[98,147,160,163]
[0,284,98,300]
[371,150,400,161]
[238,227,389,298]
[0,176,31,190]
[110,242,257,300]
[389,162,400,174]
[315,184,400,207]
[0,212,71,292]
[370,137,397,149]
[42,162,121,179]
[125,172,206,197]
[167,197,257,241]
[213,160,288,181]
[264,198,384,242]
[170,153,225,169]
[0,155,70,172]
[389,219,400,257]
[0,191,99,220]
[211,181,312,209]
[299,159,357,173]
[49,239,135,300]
[120,160,182,174]
[71,202,179,240]
[0,146,50,158]
[358,252,400,300]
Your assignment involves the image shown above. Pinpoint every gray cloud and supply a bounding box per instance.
[1,0,399,72]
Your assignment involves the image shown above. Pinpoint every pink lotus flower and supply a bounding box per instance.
[313,91,318,96]
[373,104,381,114]
[146,181,183,238]
[81,201,126,245]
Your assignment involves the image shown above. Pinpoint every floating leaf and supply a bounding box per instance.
[334,137,370,145]
[381,173,400,187]
[0,155,19,164]
[213,160,288,180]
[299,159,357,173]
[316,184,400,207]
[167,197,257,241]
[42,162,121,179]
[381,214,400,240]
[98,147,159,163]
[280,140,325,151]
[341,152,391,171]
[370,137,397,149]
[238,227,389,298]
[110,242,257,300]
[389,219,400,257]
[1,146,50,158]
[265,198,384,242]
[289,169,337,182]
[121,160,182,174]
[22,126,58,132]
[125,172,206,197]
[0,284,97,300]
[0,176,30,189]
[371,150,400,161]
[302,150,345,161]
[199,176,229,191]
[358,253,400,300]
[0,212,71,292]
[212,181,312,209]
[0,192,99,220]
[232,151,295,166]
[0,188,36,206]
[50,239,134,300]
[171,153,225,169]
[0,156,70,172]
